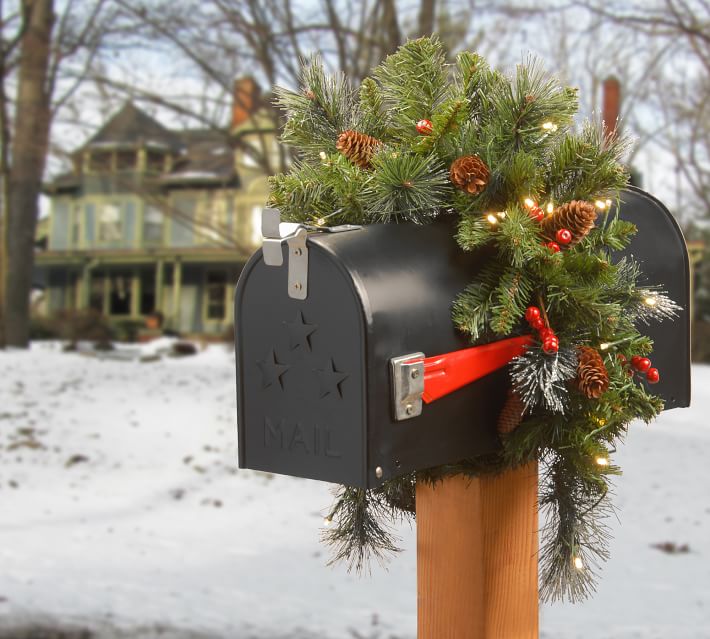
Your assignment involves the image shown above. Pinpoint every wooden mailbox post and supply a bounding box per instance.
[417,465,539,639]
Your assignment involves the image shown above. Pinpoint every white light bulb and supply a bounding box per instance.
[497,211,507,219]
[486,214,499,225]
[319,151,327,160]
[596,456,609,467]
[542,121,557,132]
[599,343,610,351]
[323,517,332,527]
[595,200,607,210]
[644,296,657,306]
[574,556,584,570]
[546,202,554,214]
[524,198,535,209]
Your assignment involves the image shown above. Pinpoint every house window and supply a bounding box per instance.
[205,271,227,320]
[116,151,135,171]
[143,206,163,244]
[98,203,122,242]
[146,151,165,173]
[91,152,112,172]
[109,273,131,315]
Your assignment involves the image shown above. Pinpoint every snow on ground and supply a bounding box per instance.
[0,342,708,638]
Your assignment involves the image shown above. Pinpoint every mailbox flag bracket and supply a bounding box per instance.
[391,335,533,421]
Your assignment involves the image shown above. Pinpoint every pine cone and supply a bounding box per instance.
[576,346,610,399]
[335,130,381,169]
[541,200,598,246]
[449,155,490,195]
[498,389,525,435]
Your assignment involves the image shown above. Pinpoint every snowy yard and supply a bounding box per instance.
[0,342,708,638]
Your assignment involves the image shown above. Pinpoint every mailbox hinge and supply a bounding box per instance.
[390,352,425,421]
[261,208,360,300]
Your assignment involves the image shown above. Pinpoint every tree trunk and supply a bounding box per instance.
[417,0,436,37]
[4,0,54,347]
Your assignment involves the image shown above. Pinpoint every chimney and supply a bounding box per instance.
[231,77,260,130]
[602,76,621,140]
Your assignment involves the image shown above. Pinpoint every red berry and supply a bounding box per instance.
[556,228,572,245]
[525,306,541,323]
[636,357,652,373]
[530,317,545,331]
[630,355,642,368]
[646,368,660,384]
[529,206,544,222]
[546,241,561,253]
[542,337,559,354]
[539,328,555,340]
[416,119,433,135]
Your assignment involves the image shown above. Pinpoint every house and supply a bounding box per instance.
[35,79,276,335]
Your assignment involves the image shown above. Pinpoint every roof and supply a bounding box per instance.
[161,128,238,187]
[84,102,184,153]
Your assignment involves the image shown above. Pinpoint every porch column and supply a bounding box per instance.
[80,262,91,309]
[130,269,141,317]
[102,274,110,315]
[172,259,182,329]
[155,260,164,314]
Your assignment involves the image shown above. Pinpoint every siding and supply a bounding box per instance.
[50,201,70,250]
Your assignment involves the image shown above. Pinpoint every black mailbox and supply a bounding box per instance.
[235,187,690,488]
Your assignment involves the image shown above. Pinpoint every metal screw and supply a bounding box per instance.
[293,247,302,256]
[405,403,415,415]
[410,368,420,379]
[293,281,302,290]
[375,466,383,479]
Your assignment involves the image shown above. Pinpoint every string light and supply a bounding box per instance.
[595,200,607,210]
[599,342,610,351]
[574,556,584,571]
[542,121,558,132]
[644,296,658,306]
[497,211,507,220]
[546,201,554,214]
[605,199,612,209]
[486,213,499,225]
[524,197,535,208]
[595,456,609,467]
[319,151,327,160]
[323,516,332,527]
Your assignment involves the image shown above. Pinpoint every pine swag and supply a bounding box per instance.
[269,36,680,603]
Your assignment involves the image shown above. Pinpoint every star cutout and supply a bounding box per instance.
[284,311,318,352]
[256,349,290,390]
[315,358,348,399]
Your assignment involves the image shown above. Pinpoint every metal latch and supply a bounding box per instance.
[261,208,360,300]
[390,352,425,421]
[261,208,309,300]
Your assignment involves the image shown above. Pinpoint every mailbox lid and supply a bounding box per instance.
[615,186,691,409]
[235,239,368,486]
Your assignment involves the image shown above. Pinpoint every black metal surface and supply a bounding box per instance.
[235,187,691,488]
[235,217,504,488]
[614,186,691,409]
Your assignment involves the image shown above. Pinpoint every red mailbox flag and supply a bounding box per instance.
[422,335,533,404]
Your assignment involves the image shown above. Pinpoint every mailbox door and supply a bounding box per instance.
[615,186,691,409]
[235,241,368,486]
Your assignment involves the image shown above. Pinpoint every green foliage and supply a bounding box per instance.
[363,151,450,223]
[272,37,675,604]
[372,36,450,139]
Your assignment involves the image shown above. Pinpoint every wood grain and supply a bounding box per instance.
[417,463,538,639]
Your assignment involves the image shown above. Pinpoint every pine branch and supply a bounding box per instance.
[372,36,450,138]
[363,151,451,223]
[490,266,534,334]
